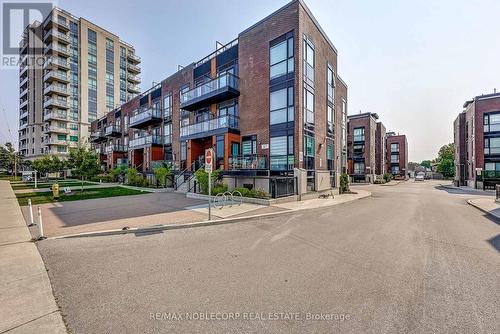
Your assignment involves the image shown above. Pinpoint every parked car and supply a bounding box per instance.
[415,173,425,182]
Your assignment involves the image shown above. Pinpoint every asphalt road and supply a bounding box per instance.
[38,181,500,333]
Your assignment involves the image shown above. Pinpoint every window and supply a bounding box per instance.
[392,166,400,174]
[354,162,365,174]
[270,135,294,170]
[163,93,172,119]
[164,123,172,144]
[327,65,335,102]
[353,127,365,142]
[327,143,334,170]
[304,135,315,157]
[270,87,294,124]
[303,35,314,85]
[327,105,334,135]
[484,137,500,155]
[242,135,257,155]
[231,142,239,156]
[391,154,399,163]
[304,88,314,124]
[353,144,364,157]
[70,135,78,142]
[216,135,225,168]
[484,113,500,132]
[391,143,399,152]
[485,162,500,171]
[270,35,294,79]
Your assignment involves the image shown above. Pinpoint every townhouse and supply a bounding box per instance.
[385,132,408,179]
[91,0,349,197]
[454,92,500,189]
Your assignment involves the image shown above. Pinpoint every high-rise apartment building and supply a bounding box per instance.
[18,7,140,159]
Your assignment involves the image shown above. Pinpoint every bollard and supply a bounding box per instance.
[37,206,44,240]
[28,199,35,227]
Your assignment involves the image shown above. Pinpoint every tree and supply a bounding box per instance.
[421,160,432,169]
[32,155,65,179]
[153,165,171,187]
[436,143,455,178]
[0,143,22,177]
[67,147,100,191]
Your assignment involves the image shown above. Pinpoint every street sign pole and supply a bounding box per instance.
[205,148,213,221]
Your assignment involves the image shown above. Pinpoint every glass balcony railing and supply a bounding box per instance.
[105,124,121,136]
[180,115,239,139]
[228,155,267,170]
[129,108,162,128]
[180,73,240,110]
[106,145,127,153]
[129,135,165,148]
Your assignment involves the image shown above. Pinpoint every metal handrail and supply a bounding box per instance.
[174,161,196,190]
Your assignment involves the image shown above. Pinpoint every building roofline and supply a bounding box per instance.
[347,112,378,121]
[463,91,500,108]
[239,0,338,54]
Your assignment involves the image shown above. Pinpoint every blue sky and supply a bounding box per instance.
[1,0,500,162]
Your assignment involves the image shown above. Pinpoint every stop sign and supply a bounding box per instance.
[205,149,213,173]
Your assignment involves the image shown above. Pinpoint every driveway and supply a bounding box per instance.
[37,180,500,333]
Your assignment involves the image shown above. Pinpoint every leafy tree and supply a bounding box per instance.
[436,143,455,178]
[67,147,100,191]
[421,160,432,169]
[32,155,52,176]
[194,169,221,194]
[0,143,22,177]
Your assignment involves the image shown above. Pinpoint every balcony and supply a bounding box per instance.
[129,108,162,129]
[105,124,122,137]
[44,17,70,32]
[106,145,127,153]
[44,111,67,121]
[44,84,69,96]
[46,138,68,146]
[20,86,28,98]
[19,98,28,109]
[228,155,268,170]
[44,97,69,109]
[19,109,28,120]
[127,63,140,74]
[44,29,70,44]
[43,57,70,70]
[44,43,70,57]
[129,135,165,148]
[19,122,28,130]
[127,53,141,64]
[19,76,28,87]
[44,125,69,134]
[127,83,140,94]
[180,73,240,111]
[44,70,69,83]
[180,115,239,140]
[127,75,141,84]
[90,129,107,143]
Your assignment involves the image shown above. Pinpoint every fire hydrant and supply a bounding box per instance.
[52,183,60,200]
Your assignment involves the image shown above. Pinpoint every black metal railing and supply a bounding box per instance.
[270,177,297,198]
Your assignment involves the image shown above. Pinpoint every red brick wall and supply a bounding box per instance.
[386,134,408,178]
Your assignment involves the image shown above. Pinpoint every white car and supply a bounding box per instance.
[415,174,425,181]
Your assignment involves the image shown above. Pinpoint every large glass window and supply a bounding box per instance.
[354,162,365,174]
[303,35,314,85]
[484,113,500,133]
[484,137,500,155]
[164,93,172,119]
[391,143,399,152]
[304,88,314,125]
[353,127,365,142]
[270,36,294,79]
[327,143,334,170]
[327,65,335,102]
[242,135,257,156]
[270,135,294,170]
[270,87,294,125]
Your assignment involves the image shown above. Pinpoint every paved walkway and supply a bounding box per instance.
[14,182,118,194]
[468,197,500,219]
[0,181,66,333]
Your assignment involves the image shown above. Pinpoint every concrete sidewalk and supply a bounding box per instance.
[0,181,66,333]
[467,197,500,219]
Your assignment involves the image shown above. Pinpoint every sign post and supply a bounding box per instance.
[205,149,213,221]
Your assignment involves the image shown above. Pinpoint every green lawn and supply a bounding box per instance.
[11,180,95,190]
[0,175,21,182]
[16,186,147,206]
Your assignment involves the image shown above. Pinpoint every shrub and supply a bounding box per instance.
[340,173,350,194]
[383,172,393,183]
[194,169,221,194]
[234,187,252,197]
[373,179,385,184]
[251,188,270,199]
[212,184,228,195]
[90,174,114,183]
[153,166,171,187]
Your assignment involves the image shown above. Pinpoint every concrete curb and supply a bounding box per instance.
[466,199,499,218]
[46,191,372,240]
